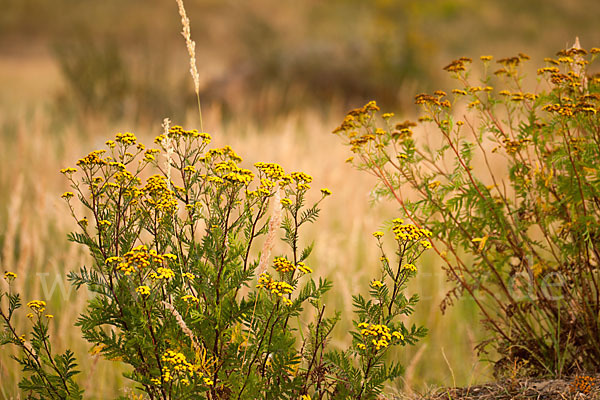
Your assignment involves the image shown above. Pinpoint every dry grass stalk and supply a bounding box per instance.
[161,117,174,192]
[175,0,203,131]
[162,301,202,354]
[257,189,283,276]
[2,175,24,282]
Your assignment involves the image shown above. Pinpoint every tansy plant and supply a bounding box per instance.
[335,42,600,377]
[0,273,82,398]
[1,123,427,399]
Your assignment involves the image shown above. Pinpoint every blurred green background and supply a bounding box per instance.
[2,0,600,123]
[1,0,599,397]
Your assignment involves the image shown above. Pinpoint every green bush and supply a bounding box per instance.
[335,46,600,377]
[1,123,427,399]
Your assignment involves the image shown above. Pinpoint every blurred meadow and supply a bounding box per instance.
[1,0,600,397]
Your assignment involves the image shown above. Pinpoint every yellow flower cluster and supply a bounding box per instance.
[153,126,211,147]
[255,162,285,180]
[271,257,312,275]
[357,322,404,351]
[149,267,175,280]
[391,219,432,242]
[115,132,137,145]
[291,172,313,184]
[370,280,384,288]
[215,160,236,172]
[257,273,294,305]
[113,245,174,275]
[296,262,312,274]
[143,148,161,162]
[392,120,416,141]
[27,300,46,313]
[290,172,312,190]
[108,161,127,171]
[332,101,380,134]
[273,257,294,273]
[497,55,523,67]
[402,263,417,272]
[181,294,200,304]
[76,150,108,167]
[415,93,451,108]
[112,171,134,187]
[169,125,211,143]
[223,169,254,185]
[467,86,493,94]
[501,137,532,155]
[157,349,213,386]
[4,271,17,281]
[543,102,598,117]
[162,350,196,374]
[60,167,77,175]
[142,175,178,214]
[443,57,472,73]
[136,286,151,296]
[204,146,242,163]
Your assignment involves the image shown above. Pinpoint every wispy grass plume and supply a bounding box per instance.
[175,0,203,131]
[257,189,283,276]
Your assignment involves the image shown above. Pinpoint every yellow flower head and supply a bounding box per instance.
[182,294,200,304]
[273,257,294,273]
[296,262,312,274]
[402,263,417,272]
[136,286,151,296]
[156,267,175,280]
[255,162,285,180]
[27,300,46,313]
[3,271,17,281]
[359,323,393,351]
[257,273,294,300]
[428,181,441,190]
[370,280,384,288]
[291,172,313,184]
[115,132,137,145]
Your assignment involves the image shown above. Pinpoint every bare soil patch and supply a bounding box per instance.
[419,375,600,400]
